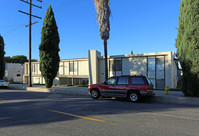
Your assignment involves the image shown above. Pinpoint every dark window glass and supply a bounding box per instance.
[131,77,145,85]
[156,57,164,71]
[118,77,129,85]
[69,62,73,72]
[110,60,122,71]
[148,57,155,71]
[156,79,164,89]
[107,77,117,85]
[115,60,122,71]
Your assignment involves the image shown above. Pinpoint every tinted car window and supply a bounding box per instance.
[118,77,129,85]
[131,77,145,85]
[107,77,117,85]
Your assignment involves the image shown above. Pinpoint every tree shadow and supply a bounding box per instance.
[0,91,50,100]
[0,91,198,128]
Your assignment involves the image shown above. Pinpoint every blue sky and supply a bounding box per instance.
[0,0,181,60]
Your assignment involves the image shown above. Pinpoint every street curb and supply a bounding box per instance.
[25,86,199,106]
[50,88,89,96]
[26,87,50,93]
[26,86,89,96]
[148,95,199,106]
[8,84,28,90]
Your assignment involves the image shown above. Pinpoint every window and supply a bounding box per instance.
[131,77,145,85]
[58,62,64,75]
[148,57,155,87]
[117,77,129,85]
[156,57,164,71]
[148,57,155,71]
[26,64,28,74]
[147,56,165,89]
[110,59,122,71]
[35,64,38,73]
[107,77,117,85]
[69,62,77,73]
[74,62,77,72]
[32,65,34,73]
[32,64,38,74]
[156,56,165,89]
[69,62,74,72]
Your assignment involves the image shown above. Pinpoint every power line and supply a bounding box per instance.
[18,10,42,19]
[0,24,25,28]
[20,0,42,9]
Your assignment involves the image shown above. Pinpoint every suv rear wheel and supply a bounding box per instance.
[91,89,100,99]
[128,91,140,103]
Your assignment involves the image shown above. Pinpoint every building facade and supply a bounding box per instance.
[5,63,24,83]
[88,50,179,89]
[24,50,179,89]
[23,58,89,85]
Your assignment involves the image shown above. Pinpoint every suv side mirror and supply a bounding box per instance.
[104,81,108,85]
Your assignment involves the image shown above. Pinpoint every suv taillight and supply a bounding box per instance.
[147,84,153,90]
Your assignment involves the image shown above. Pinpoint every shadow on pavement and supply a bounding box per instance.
[0,90,198,128]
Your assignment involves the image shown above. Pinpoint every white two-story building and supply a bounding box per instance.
[23,50,179,89]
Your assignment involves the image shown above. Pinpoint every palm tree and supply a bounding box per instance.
[94,0,110,80]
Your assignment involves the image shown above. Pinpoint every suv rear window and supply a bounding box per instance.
[118,77,129,85]
[131,77,146,85]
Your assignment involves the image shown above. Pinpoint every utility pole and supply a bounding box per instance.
[19,0,42,87]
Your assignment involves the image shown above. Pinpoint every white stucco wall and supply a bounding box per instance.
[88,50,101,84]
[98,59,105,83]
[122,57,147,76]
[64,62,69,75]
[5,63,24,82]
[165,52,172,88]
[79,60,89,75]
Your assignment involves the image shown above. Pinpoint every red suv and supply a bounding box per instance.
[88,75,154,102]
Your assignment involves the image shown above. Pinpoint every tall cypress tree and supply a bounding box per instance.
[39,5,60,88]
[0,35,5,80]
[176,0,199,96]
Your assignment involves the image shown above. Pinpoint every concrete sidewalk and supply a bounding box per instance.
[25,85,199,106]
[149,90,199,106]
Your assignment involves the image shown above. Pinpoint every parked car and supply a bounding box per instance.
[88,75,154,102]
[0,80,8,88]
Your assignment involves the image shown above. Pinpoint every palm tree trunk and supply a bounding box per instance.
[104,39,108,80]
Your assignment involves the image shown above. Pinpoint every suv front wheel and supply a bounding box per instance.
[91,89,100,99]
[128,91,140,103]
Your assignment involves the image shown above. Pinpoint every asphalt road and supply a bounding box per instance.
[0,89,199,136]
